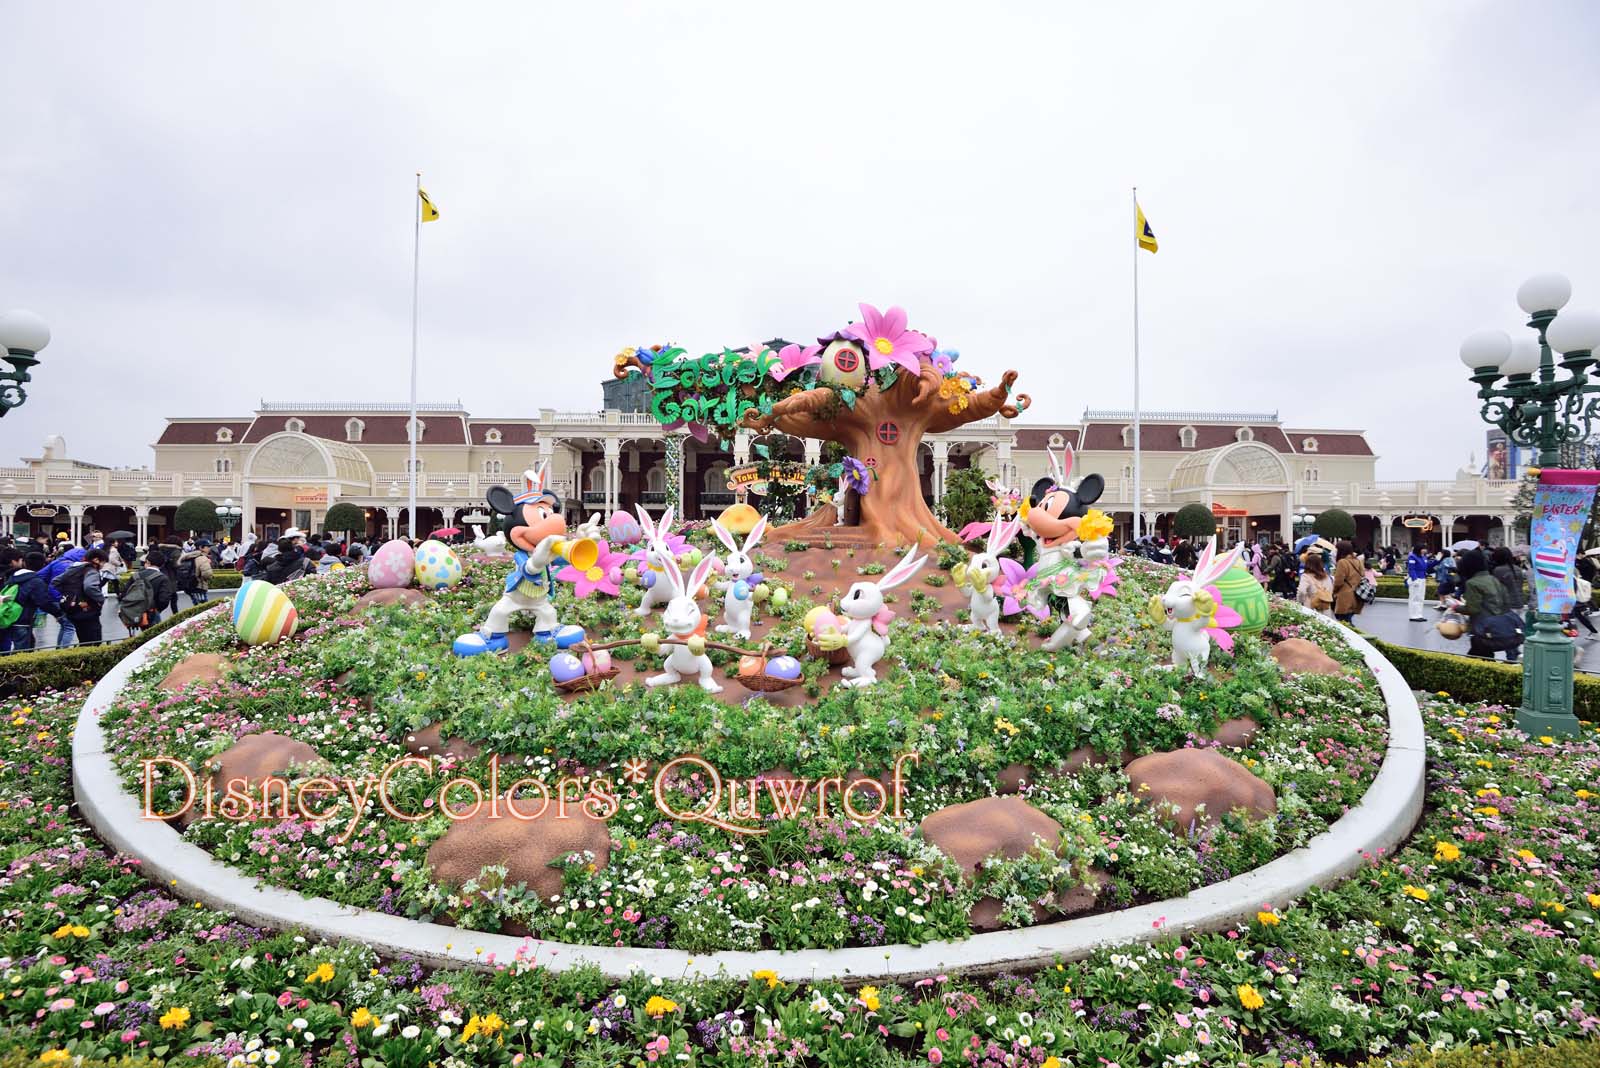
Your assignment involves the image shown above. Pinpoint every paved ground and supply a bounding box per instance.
[18,592,214,652]
[1356,597,1600,676]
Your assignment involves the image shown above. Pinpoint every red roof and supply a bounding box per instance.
[1013,427,1081,451]
[467,421,537,446]
[1080,422,1294,453]
[1286,432,1373,457]
[239,414,469,445]
[156,421,252,445]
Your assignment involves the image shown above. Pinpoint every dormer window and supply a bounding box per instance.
[408,418,426,442]
[1120,426,1133,447]
[285,418,305,434]
[1179,425,1197,449]
[1235,426,1254,443]
[484,427,502,444]
[216,427,233,443]
[346,418,364,442]
[1302,437,1319,453]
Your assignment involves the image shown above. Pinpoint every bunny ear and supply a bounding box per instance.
[984,511,1002,555]
[1203,543,1246,584]
[992,518,1022,554]
[711,519,738,553]
[662,551,685,594]
[1059,443,1076,484]
[1045,448,1064,487]
[635,504,656,540]
[744,514,768,551]
[1193,536,1216,577]
[688,554,718,595]
[878,546,928,591]
[658,506,675,540]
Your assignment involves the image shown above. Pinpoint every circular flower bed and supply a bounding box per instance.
[99,536,1387,955]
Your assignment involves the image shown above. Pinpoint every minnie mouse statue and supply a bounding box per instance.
[1023,444,1118,652]
[452,464,603,657]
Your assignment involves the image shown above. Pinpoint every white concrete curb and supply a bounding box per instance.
[73,604,1424,984]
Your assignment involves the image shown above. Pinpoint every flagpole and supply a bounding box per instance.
[1132,186,1143,544]
[408,171,421,541]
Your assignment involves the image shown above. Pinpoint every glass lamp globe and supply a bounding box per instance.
[1547,310,1600,355]
[0,310,51,355]
[1459,329,1512,371]
[1501,336,1541,375]
[1517,273,1572,316]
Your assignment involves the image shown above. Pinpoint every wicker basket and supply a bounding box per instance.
[806,638,851,666]
[732,647,805,693]
[551,642,622,694]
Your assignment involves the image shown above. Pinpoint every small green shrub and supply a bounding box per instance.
[1314,507,1356,540]
[1365,635,1600,722]
[1359,1038,1600,1068]
[0,601,222,697]
[1174,502,1216,537]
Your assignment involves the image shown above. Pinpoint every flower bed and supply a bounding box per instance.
[8,683,1600,1063]
[89,540,1389,957]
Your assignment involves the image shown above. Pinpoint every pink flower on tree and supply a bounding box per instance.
[557,540,631,598]
[771,342,822,382]
[845,303,934,375]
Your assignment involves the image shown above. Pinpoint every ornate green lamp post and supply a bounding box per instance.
[0,310,52,416]
[1460,272,1600,739]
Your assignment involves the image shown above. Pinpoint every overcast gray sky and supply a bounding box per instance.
[4,1,1598,479]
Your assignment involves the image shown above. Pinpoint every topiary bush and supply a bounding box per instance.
[1173,502,1217,538]
[1314,507,1356,540]
[322,502,366,535]
[172,497,220,536]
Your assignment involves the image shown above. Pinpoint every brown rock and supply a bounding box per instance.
[1211,717,1261,749]
[427,796,611,902]
[1125,749,1276,831]
[918,795,1063,877]
[1270,637,1344,676]
[404,724,483,764]
[968,867,1111,931]
[159,652,227,693]
[356,587,428,610]
[180,732,323,827]
[996,763,1033,794]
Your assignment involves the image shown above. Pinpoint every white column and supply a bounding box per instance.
[931,439,950,504]
[604,438,621,512]
[134,506,151,547]
[733,430,752,467]
[441,506,458,529]
[68,505,84,543]
[997,441,1014,491]
[384,507,400,540]
[1281,496,1294,546]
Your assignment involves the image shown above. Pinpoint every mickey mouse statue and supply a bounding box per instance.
[452,463,603,657]
[1023,443,1112,652]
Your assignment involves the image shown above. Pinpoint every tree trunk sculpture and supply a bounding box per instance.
[742,363,1025,547]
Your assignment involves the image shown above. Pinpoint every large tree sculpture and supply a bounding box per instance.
[615,303,1029,547]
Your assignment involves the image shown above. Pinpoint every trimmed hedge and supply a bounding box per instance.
[1360,1038,1600,1068]
[1364,634,1600,722]
[0,600,222,697]
[1375,575,1600,606]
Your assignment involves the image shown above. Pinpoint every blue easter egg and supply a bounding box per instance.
[766,655,802,680]
[550,653,586,683]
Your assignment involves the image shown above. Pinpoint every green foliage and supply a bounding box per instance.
[1365,635,1600,721]
[322,502,366,533]
[0,601,220,697]
[1314,507,1357,540]
[1174,502,1217,537]
[938,466,995,536]
[172,497,220,535]
[1360,1039,1600,1068]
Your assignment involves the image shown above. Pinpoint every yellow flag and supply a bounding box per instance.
[1136,201,1157,253]
[418,188,439,223]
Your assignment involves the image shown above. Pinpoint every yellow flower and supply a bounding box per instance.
[859,985,881,1012]
[39,1052,70,1065]
[1540,736,1555,745]
[1434,841,1461,863]
[1578,789,1594,800]
[1237,984,1265,1010]
[1587,893,1600,909]
[1474,806,1500,817]
[51,924,89,939]
[1403,885,1430,902]
[993,717,1020,737]
[1256,910,1280,926]
[1077,509,1115,543]
[752,969,784,989]
[1043,1059,1062,1068]
[1516,849,1538,863]
[462,1011,506,1039]
[644,996,678,1018]
[306,961,335,984]
[351,1007,373,1029]
[1545,900,1567,914]
[1476,760,1494,769]
[159,1006,191,1030]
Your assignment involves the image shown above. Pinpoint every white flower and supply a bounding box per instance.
[290,1018,307,1031]
[401,1024,421,1038]
[614,994,627,1008]
[263,1051,279,1065]
[436,1025,451,1038]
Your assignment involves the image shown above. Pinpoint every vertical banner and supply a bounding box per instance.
[1530,469,1600,614]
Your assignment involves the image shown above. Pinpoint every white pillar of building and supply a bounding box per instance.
[732,430,751,467]
[384,507,401,540]
[997,440,1014,490]
[1280,496,1295,546]
[68,504,84,543]
[604,438,621,512]
[441,506,457,529]
[931,439,950,504]
[134,505,151,547]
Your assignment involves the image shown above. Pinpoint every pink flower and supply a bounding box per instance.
[771,343,822,382]
[845,303,933,375]
[928,1049,944,1064]
[557,540,631,598]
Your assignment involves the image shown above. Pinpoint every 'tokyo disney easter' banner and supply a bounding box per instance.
[1529,469,1600,615]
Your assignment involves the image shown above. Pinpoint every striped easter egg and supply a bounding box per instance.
[1212,564,1270,636]
[232,579,298,645]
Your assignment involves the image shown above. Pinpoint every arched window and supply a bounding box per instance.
[704,462,729,492]
[1122,464,1133,479]
[484,427,502,444]
[408,418,426,442]
[482,458,503,475]
[646,463,667,493]
[1302,437,1319,452]
[214,457,232,474]
[1179,426,1198,449]
[216,427,233,443]
[1120,426,1133,447]
[406,457,424,474]
[1304,466,1320,482]
[585,465,606,492]
[1235,426,1254,442]
[346,418,364,442]
[285,418,305,434]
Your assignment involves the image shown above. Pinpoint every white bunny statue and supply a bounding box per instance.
[838,545,929,688]
[1150,536,1246,676]
[644,553,723,692]
[711,514,769,640]
[633,505,681,618]
[953,513,1023,635]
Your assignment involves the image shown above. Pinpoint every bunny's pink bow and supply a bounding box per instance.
[871,607,895,637]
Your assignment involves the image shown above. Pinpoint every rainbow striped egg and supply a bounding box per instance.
[232,579,298,646]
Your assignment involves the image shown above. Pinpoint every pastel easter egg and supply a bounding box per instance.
[232,579,298,646]
[1213,564,1270,636]
[550,652,586,684]
[607,510,643,545]
[368,539,415,589]
[817,339,868,389]
[765,655,802,680]
[738,655,764,677]
[414,540,463,590]
[803,605,837,636]
[771,587,789,608]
